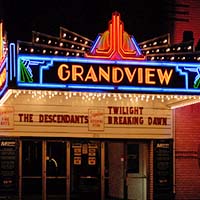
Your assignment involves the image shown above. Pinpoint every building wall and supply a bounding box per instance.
[174,103,200,199]
[172,0,200,46]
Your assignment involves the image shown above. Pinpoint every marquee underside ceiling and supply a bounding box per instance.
[1,89,200,109]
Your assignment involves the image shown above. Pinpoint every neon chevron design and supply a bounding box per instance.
[85,12,146,60]
[194,79,200,88]
[183,66,200,88]
[19,59,33,82]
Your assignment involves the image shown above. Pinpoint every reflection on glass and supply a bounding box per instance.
[46,142,66,199]
[46,142,66,176]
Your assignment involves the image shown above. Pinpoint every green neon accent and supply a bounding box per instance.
[20,59,33,82]
[194,78,200,88]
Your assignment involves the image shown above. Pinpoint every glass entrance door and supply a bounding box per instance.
[21,140,42,200]
[21,139,69,200]
[46,141,67,200]
[70,140,101,200]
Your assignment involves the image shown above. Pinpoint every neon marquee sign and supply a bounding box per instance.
[12,12,200,94]
[57,63,173,85]
[16,55,199,94]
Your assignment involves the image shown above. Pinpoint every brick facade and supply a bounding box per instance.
[174,103,200,199]
[172,0,200,46]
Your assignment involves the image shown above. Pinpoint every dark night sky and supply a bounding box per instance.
[0,0,171,43]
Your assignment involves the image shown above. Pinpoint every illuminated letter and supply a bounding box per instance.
[85,66,98,82]
[58,64,70,81]
[99,66,110,82]
[138,68,143,83]
[124,67,137,83]
[72,65,84,81]
[145,68,155,84]
[113,67,124,83]
[157,69,173,85]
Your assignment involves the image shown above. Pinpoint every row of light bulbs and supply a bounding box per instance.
[144,45,193,55]
[12,90,200,103]
[33,30,92,48]
[18,46,84,57]
[149,55,200,61]
[18,45,200,62]
[139,38,168,49]
[35,37,89,49]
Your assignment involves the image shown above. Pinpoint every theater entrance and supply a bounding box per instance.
[19,139,147,200]
[20,139,69,200]
[103,141,147,200]
[70,140,101,199]
[71,140,147,200]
